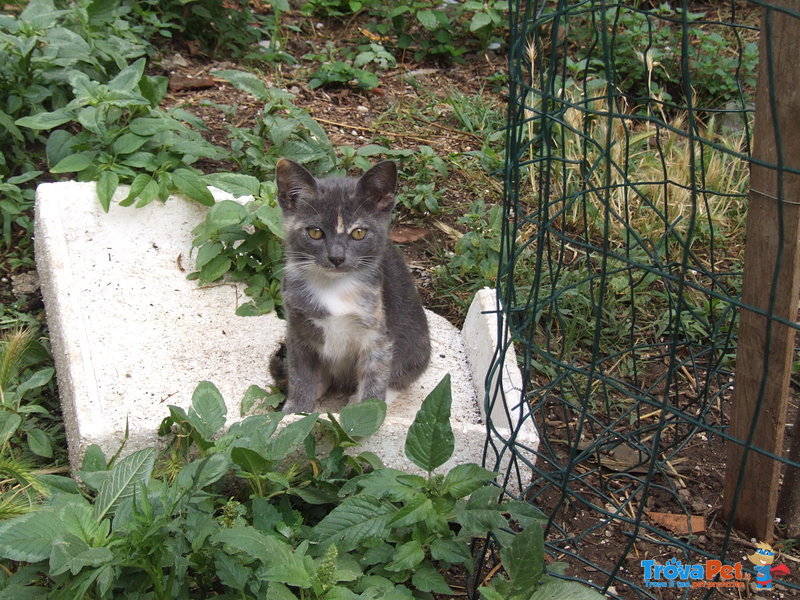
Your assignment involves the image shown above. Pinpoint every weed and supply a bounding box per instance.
[566,3,758,107]
[218,70,339,179]
[16,58,225,210]
[304,41,391,90]
[0,377,604,598]
[189,184,285,317]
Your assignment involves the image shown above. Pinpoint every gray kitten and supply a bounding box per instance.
[272,158,431,413]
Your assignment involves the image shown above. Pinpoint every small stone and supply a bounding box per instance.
[11,271,40,296]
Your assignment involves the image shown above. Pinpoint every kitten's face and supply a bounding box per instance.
[276,159,397,277]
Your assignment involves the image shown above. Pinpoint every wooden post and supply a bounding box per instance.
[722,0,800,540]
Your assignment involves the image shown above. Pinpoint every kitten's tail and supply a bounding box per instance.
[268,342,288,393]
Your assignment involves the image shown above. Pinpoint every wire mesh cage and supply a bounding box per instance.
[485,0,800,597]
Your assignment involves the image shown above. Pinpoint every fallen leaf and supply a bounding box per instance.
[390,226,430,244]
[646,511,705,535]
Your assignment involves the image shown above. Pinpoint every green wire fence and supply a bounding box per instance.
[484,0,800,597]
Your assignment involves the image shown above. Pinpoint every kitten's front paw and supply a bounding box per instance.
[282,396,316,413]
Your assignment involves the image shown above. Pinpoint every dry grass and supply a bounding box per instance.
[524,43,750,258]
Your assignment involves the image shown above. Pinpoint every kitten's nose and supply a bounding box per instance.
[328,255,345,267]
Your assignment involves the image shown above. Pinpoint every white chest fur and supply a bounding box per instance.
[304,272,381,365]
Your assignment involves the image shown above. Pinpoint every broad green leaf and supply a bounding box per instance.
[385,539,424,572]
[430,537,472,564]
[176,453,231,490]
[120,151,157,170]
[198,255,232,283]
[45,129,77,165]
[231,446,270,475]
[339,398,386,438]
[264,414,318,460]
[0,412,22,445]
[6,170,43,186]
[214,550,251,591]
[207,199,247,229]
[93,447,156,521]
[387,494,434,528]
[412,562,453,594]
[50,152,97,174]
[240,384,282,414]
[112,133,148,155]
[416,9,439,30]
[21,0,62,24]
[107,58,146,93]
[81,444,107,472]
[255,201,285,239]
[129,116,182,136]
[203,173,260,198]
[26,428,53,458]
[215,70,268,100]
[479,587,507,600]
[188,381,227,441]
[171,168,214,206]
[266,116,296,145]
[120,173,152,206]
[266,582,303,600]
[0,510,64,562]
[503,522,544,595]
[15,108,74,131]
[404,374,454,472]
[311,495,395,552]
[49,535,114,577]
[134,176,160,207]
[195,241,223,269]
[443,463,497,498]
[96,171,119,213]
[470,11,493,31]
[0,108,23,141]
[235,298,275,316]
[357,144,390,156]
[213,526,313,587]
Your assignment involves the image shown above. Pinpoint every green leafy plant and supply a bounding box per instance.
[0,376,602,599]
[308,60,380,90]
[479,522,606,599]
[217,69,339,179]
[188,183,285,317]
[0,171,40,249]
[0,328,72,520]
[567,3,757,106]
[15,58,226,210]
[461,0,507,53]
[0,0,149,175]
[304,41,383,90]
[301,0,375,17]
[395,145,448,215]
[439,200,503,287]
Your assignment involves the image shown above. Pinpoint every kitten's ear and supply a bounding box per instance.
[275,158,317,210]
[356,160,397,212]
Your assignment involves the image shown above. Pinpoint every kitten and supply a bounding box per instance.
[272,158,431,413]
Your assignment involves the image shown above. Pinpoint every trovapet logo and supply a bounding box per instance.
[642,543,791,591]
[641,558,749,590]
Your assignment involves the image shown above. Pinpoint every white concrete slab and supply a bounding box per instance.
[35,181,538,480]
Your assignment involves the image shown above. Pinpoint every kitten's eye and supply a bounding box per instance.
[350,228,368,240]
[306,227,324,240]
